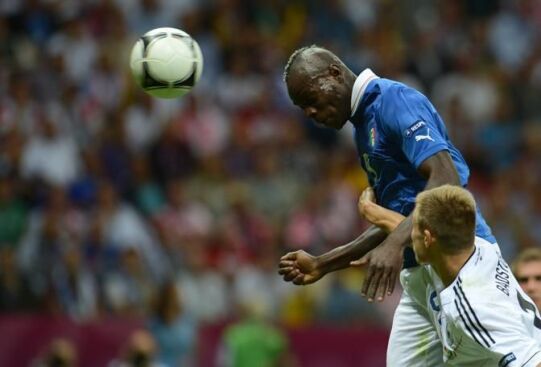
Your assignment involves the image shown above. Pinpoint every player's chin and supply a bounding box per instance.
[414,253,427,265]
[327,117,347,130]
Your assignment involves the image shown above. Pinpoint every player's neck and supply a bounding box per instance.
[432,245,476,287]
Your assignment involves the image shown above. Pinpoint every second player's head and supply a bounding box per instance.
[283,45,355,130]
[512,248,541,310]
[412,185,476,264]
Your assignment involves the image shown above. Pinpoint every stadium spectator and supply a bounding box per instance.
[17,186,86,293]
[50,242,98,320]
[91,181,165,279]
[512,247,541,310]
[103,246,155,317]
[108,329,166,367]
[217,300,297,367]
[175,241,230,322]
[0,175,27,247]
[0,246,37,312]
[20,112,81,187]
[148,280,197,367]
[31,338,78,367]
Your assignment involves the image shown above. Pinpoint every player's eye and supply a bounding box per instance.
[307,96,318,106]
[300,91,317,107]
[517,277,527,283]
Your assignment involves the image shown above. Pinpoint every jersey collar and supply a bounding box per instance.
[350,68,379,117]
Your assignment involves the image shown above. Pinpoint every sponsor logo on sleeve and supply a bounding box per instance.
[414,128,435,142]
[499,352,516,367]
[403,120,426,137]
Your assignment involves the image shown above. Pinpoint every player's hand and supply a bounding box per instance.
[358,187,376,219]
[350,241,403,302]
[278,250,323,285]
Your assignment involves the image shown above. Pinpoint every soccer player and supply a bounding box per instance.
[361,185,541,365]
[412,185,541,366]
[278,45,498,365]
[512,248,541,310]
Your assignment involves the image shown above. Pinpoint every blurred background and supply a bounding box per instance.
[0,0,540,366]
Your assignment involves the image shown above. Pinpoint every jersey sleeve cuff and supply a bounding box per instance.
[413,145,449,168]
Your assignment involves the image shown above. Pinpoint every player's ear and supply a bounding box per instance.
[423,229,434,249]
[328,64,341,77]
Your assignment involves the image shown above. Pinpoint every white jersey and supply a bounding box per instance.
[426,238,541,367]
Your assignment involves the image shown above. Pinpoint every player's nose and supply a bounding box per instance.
[304,106,317,118]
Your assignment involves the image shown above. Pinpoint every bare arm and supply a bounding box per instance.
[279,151,461,290]
[314,225,388,275]
[378,150,461,249]
[358,187,405,233]
[279,225,387,285]
[358,151,461,301]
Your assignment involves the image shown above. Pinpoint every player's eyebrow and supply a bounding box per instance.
[516,275,541,282]
[293,85,315,107]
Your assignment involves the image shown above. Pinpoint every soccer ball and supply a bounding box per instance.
[130,27,203,99]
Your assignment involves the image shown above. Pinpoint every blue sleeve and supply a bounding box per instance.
[380,84,449,168]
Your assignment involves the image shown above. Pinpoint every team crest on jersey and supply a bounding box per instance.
[404,120,426,138]
[429,291,441,312]
[369,127,376,147]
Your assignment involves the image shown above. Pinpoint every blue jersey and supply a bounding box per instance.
[349,70,496,267]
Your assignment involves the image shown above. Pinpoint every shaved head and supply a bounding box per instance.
[283,45,344,84]
[283,46,356,130]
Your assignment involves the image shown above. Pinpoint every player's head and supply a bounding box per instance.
[512,248,541,309]
[412,185,476,264]
[43,338,77,367]
[283,45,355,130]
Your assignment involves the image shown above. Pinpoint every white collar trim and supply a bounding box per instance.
[350,68,379,117]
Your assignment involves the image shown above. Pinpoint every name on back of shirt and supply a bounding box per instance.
[495,257,510,296]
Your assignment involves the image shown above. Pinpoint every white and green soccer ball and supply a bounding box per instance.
[130,27,203,99]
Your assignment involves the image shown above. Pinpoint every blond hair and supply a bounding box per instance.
[512,247,541,275]
[415,185,476,253]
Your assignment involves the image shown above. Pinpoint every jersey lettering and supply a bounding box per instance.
[403,120,426,137]
[495,258,510,296]
[517,291,541,329]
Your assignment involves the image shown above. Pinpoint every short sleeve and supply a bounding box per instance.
[457,292,541,367]
[380,85,449,168]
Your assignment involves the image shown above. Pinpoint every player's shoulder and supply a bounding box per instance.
[459,239,515,302]
[377,79,425,104]
[445,273,516,333]
[376,79,429,124]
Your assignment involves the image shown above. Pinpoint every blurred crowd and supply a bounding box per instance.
[1,0,541,365]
